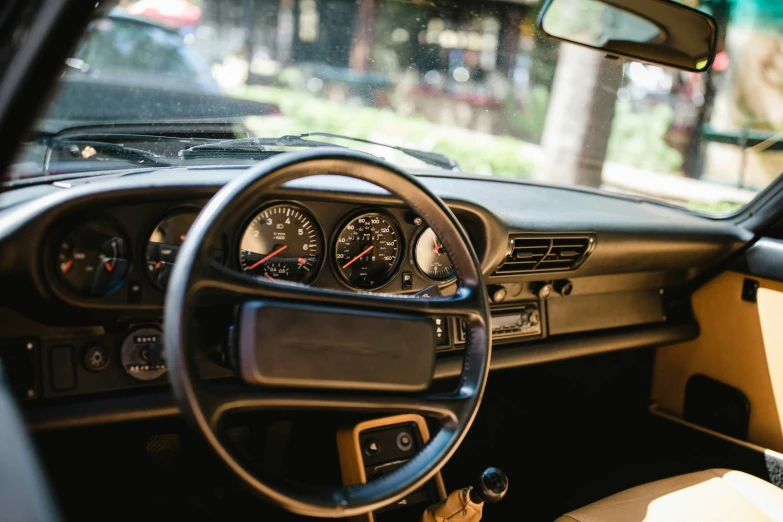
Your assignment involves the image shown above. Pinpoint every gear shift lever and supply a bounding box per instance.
[421,467,508,522]
[469,467,509,504]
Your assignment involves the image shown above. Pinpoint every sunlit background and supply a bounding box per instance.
[32,0,783,212]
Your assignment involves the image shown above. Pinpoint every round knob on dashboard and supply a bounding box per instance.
[554,279,574,296]
[532,282,552,300]
[489,285,507,304]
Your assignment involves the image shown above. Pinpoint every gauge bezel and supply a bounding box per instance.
[144,205,202,292]
[410,225,457,284]
[331,209,405,291]
[237,201,325,285]
[52,216,132,298]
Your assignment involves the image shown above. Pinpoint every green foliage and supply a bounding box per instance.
[686,200,743,214]
[508,85,551,143]
[607,99,684,173]
[239,86,537,177]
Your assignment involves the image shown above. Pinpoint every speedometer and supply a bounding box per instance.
[239,203,323,284]
[334,212,402,290]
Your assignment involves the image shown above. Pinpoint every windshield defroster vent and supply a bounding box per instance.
[495,235,595,274]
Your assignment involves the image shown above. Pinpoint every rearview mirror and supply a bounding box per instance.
[537,0,718,72]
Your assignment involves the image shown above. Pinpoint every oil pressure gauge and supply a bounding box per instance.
[413,227,454,282]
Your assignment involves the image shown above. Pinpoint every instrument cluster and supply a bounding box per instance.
[51,200,457,300]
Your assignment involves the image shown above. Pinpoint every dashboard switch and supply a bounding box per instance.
[50,345,76,391]
[83,344,109,372]
[402,271,413,290]
[433,317,450,347]
[364,438,381,457]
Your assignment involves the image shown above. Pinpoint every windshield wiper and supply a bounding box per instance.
[179,132,460,171]
[44,137,174,171]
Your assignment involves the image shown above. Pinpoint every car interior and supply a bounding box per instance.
[3,1,783,521]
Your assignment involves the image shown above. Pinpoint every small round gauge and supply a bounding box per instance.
[414,227,455,281]
[56,220,129,296]
[334,212,402,290]
[121,326,167,381]
[239,203,323,284]
[146,211,198,289]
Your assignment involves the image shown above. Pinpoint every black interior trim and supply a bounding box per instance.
[436,321,698,379]
[24,321,697,432]
[728,237,783,283]
[25,390,178,431]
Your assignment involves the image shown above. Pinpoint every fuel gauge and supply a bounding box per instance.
[56,220,130,296]
[146,211,198,289]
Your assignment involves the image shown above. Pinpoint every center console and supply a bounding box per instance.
[337,414,446,522]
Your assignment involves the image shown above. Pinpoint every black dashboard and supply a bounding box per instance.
[0,166,754,429]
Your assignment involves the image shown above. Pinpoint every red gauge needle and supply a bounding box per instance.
[246,245,287,271]
[342,245,374,269]
[104,261,115,272]
[264,273,275,281]
[155,261,162,269]
[61,259,73,274]
[433,235,441,254]
[297,258,307,265]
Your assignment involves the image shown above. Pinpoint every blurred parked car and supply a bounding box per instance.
[10,9,280,180]
[66,9,218,94]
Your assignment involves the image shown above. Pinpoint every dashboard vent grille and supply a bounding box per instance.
[496,235,594,274]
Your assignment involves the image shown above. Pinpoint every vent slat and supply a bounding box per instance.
[496,235,593,274]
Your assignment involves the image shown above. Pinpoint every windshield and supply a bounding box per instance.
[8,0,783,214]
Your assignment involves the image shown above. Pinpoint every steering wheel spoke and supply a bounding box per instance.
[200,382,473,431]
[193,261,483,322]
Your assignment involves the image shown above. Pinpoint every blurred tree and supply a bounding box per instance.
[539,45,621,187]
[537,0,622,187]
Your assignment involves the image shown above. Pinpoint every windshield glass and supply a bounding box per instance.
[8,0,783,214]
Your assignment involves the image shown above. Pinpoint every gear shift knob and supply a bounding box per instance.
[470,467,508,504]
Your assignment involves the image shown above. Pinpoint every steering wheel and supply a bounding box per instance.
[164,148,491,518]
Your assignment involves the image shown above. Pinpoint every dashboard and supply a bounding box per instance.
[0,167,753,429]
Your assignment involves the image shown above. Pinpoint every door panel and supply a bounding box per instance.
[652,270,783,452]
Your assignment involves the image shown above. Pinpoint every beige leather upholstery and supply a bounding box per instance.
[556,469,783,522]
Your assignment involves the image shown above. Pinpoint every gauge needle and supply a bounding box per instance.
[61,259,73,274]
[342,245,374,269]
[104,261,115,272]
[264,273,275,281]
[247,245,287,271]
[433,235,441,254]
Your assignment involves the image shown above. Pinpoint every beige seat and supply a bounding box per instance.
[557,469,783,522]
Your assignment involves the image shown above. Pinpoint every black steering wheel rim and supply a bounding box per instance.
[164,148,491,518]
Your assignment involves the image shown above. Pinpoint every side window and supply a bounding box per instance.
[701,0,783,201]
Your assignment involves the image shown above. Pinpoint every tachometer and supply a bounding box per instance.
[239,203,323,284]
[413,227,455,281]
[56,220,129,296]
[334,212,402,290]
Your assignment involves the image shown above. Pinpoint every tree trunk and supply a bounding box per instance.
[539,44,622,187]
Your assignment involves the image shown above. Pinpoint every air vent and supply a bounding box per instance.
[496,235,594,274]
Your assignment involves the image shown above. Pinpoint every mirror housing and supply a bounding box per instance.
[537,0,718,72]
